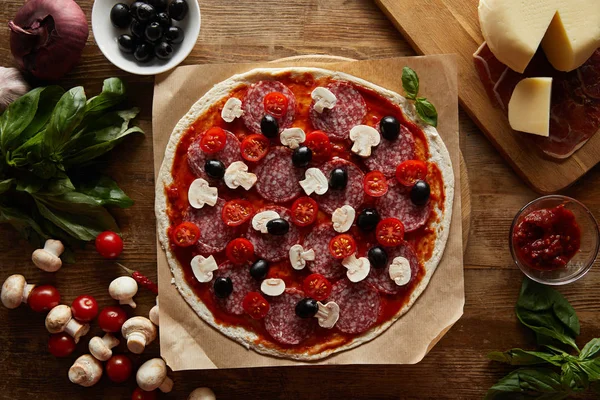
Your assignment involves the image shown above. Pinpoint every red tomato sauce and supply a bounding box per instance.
[164,73,446,354]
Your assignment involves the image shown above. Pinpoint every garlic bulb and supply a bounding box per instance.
[0,67,30,113]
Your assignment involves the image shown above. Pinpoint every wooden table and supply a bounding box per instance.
[0,1,598,398]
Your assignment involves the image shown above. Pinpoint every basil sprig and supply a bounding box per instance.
[401,67,438,127]
[486,278,600,398]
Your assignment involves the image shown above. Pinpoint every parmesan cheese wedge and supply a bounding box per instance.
[508,77,552,137]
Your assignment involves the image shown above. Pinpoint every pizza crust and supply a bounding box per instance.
[155,67,455,361]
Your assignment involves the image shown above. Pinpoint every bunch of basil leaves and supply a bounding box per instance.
[486,278,600,399]
[0,78,143,260]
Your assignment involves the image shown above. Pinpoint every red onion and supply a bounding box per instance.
[8,0,89,81]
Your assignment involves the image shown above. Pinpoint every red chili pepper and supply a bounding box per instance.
[117,263,159,295]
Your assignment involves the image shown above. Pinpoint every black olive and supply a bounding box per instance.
[213,277,233,299]
[292,145,313,168]
[165,26,184,44]
[266,218,290,236]
[154,41,174,59]
[130,19,146,39]
[356,208,380,232]
[329,168,348,190]
[136,3,156,22]
[145,22,164,42]
[260,115,279,138]
[117,34,136,53]
[295,298,319,319]
[380,116,400,140]
[134,42,155,63]
[129,1,145,18]
[368,246,388,269]
[411,180,430,206]
[147,0,168,12]
[204,159,225,179]
[110,3,132,28]
[153,11,172,28]
[249,259,269,280]
[168,0,189,21]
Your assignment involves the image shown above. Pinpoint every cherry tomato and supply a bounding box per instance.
[106,354,133,383]
[242,292,270,319]
[48,333,76,357]
[132,387,157,400]
[28,285,60,313]
[304,130,332,160]
[303,274,332,301]
[263,92,289,118]
[395,160,428,187]
[98,306,128,333]
[290,197,319,227]
[171,222,200,247]
[221,200,254,227]
[95,231,124,259]
[376,218,405,247]
[364,171,388,197]
[240,134,270,162]
[328,234,357,259]
[200,127,227,154]
[71,295,99,322]
[225,238,254,264]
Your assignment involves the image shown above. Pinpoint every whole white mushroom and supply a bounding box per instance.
[188,387,216,400]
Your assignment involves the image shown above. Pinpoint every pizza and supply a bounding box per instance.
[155,67,455,360]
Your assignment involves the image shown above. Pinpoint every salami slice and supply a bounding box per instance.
[318,158,364,214]
[264,288,314,345]
[364,124,415,177]
[210,262,258,315]
[185,198,237,254]
[246,206,300,262]
[376,181,430,232]
[309,81,367,139]
[187,130,242,179]
[303,223,346,280]
[255,146,303,203]
[366,242,421,295]
[242,81,296,134]
[329,279,380,335]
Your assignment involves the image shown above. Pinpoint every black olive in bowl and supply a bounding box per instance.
[168,0,189,21]
[155,41,174,60]
[110,3,131,28]
[165,26,184,44]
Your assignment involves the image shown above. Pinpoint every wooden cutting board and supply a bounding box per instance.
[376,0,600,194]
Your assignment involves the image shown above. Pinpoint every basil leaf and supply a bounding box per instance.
[76,175,134,208]
[560,362,589,392]
[488,349,564,366]
[402,67,419,100]
[578,359,600,381]
[485,368,567,399]
[85,78,126,115]
[580,339,600,360]
[0,204,48,246]
[17,86,65,146]
[0,179,14,194]
[45,174,76,196]
[415,98,438,127]
[15,173,45,194]
[43,86,88,155]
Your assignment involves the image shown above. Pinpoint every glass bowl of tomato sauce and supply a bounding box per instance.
[510,195,599,285]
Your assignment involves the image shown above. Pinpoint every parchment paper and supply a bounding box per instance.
[152,55,463,370]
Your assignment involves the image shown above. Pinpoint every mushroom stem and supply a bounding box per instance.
[22,284,35,304]
[89,333,120,361]
[64,318,90,343]
[127,332,147,354]
[159,376,174,393]
[119,298,137,308]
[149,297,159,326]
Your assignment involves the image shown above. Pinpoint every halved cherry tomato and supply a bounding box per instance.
[364,171,388,197]
[225,238,254,264]
[241,134,270,162]
[290,197,319,227]
[242,292,270,319]
[263,92,289,118]
[200,127,227,154]
[304,130,332,160]
[171,222,200,247]
[328,234,357,259]
[303,274,332,301]
[395,160,428,187]
[222,200,254,227]
[376,218,405,247]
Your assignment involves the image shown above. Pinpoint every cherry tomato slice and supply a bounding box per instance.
[48,333,76,357]
[376,218,405,247]
[263,92,289,118]
[242,292,270,319]
[364,171,388,197]
[225,238,254,264]
[95,231,124,259]
[132,387,157,400]
[290,197,319,227]
[106,354,133,383]
[328,234,357,259]
[200,127,227,154]
[241,134,270,162]
[303,273,332,301]
[98,306,128,333]
[304,131,332,160]
[28,285,60,313]
[171,222,200,247]
[395,160,428,187]
[221,200,254,227]
[71,294,99,322]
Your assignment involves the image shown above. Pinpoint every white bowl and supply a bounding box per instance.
[92,0,200,75]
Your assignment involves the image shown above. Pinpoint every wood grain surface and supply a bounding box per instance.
[376,0,600,194]
[0,1,599,399]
